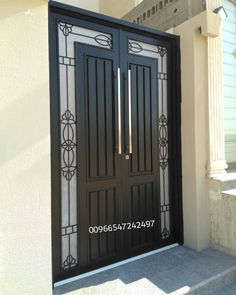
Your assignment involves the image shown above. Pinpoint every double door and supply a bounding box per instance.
[50,2,182,283]
[76,33,160,269]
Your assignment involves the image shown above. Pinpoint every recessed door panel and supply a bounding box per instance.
[86,57,115,179]
[88,188,117,260]
[130,182,157,247]
[130,64,154,174]
[130,64,153,173]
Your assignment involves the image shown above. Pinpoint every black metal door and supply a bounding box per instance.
[120,42,160,254]
[75,43,124,268]
[50,2,182,284]
[75,39,160,270]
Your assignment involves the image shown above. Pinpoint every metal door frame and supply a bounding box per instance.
[49,1,183,284]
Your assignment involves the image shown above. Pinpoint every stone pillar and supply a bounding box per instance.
[206,0,228,177]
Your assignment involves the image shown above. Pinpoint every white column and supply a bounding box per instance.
[206,0,228,177]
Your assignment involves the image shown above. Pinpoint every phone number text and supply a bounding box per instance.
[88,220,155,234]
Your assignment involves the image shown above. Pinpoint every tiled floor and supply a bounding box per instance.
[54,246,236,295]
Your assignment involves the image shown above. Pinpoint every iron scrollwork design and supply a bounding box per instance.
[95,34,112,48]
[128,40,143,53]
[159,114,168,170]
[128,40,167,57]
[61,110,77,181]
[59,22,112,49]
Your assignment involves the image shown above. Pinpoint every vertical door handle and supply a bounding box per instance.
[128,69,132,154]
[117,68,122,155]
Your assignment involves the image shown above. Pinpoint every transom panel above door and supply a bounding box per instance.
[50,1,182,284]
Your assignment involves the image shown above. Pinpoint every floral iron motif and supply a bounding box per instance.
[62,254,77,270]
[59,22,73,37]
[158,46,167,57]
[161,227,170,239]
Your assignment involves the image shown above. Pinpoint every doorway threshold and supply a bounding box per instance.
[54,243,179,288]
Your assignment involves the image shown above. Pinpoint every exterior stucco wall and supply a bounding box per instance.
[209,185,236,256]
[53,0,99,12]
[172,13,210,250]
[0,1,52,294]
[123,0,206,31]
[99,0,143,18]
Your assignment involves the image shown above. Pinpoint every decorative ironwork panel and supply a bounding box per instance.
[128,39,170,240]
[58,21,113,270]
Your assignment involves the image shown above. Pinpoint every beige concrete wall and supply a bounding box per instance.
[99,0,142,18]
[209,186,236,256]
[173,13,210,250]
[123,0,206,30]
[0,1,52,294]
[54,0,99,12]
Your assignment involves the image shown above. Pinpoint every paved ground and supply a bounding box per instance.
[54,246,236,295]
[208,282,236,295]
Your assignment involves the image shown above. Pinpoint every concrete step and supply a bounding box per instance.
[185,266,236,295]
[54,246,236,295]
